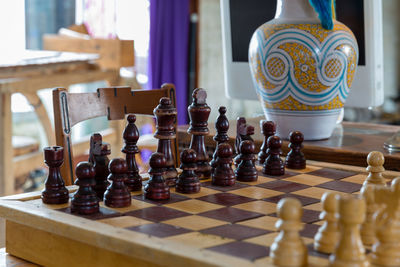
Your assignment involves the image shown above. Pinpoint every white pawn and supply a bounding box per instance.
[270,198,307,267]
[363,151,386,188]
[371,177,400,267]
[360,184,378,246]
[314,192,340,254]
[329,195,369,267]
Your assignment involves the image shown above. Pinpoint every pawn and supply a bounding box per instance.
[122,114,142,191]
[144,152,170,200]
[360,184,378,246]
[235,140,258,182]
[263,136,285,176]
[314,192,340,254]
[212,143,235,186]
[329,195,368,267]
[103,158,131,208]
[176,149,200,194]
[41,146,69,204]
[286,131,306,169]
[270,198,308,267]
[71,162,99,215]
[363,151,386,188]
[258,120,275,164]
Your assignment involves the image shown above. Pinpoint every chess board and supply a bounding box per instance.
[0,161,396,267]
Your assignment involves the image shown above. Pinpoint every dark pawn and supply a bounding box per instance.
[210,106,229,171]
[176,149,200,194]
[71,162,99,215]
[258,120,276,164]
[212,143,235,186]
[103,158,131,208]
[235,140,258,182]
[235,117,255,167]
[262,136,285,176]
[89,133,110,199]
[286,131,306,169]
[42,146,69,204]
[144,152,170,200]
[122,114,142,191]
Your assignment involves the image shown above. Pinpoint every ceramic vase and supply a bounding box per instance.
[249,0,358,140]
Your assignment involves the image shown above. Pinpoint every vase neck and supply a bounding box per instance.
[275,0,319,21]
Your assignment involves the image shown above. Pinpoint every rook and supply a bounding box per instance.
[42,146,69,204]
[188,88,212,179]
[154,97,178,186]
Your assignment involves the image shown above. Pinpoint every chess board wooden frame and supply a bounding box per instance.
[0,160,398,267]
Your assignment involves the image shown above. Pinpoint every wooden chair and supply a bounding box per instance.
[53,84,179,185]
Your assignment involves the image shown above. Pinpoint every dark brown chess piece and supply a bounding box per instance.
[258,120,276,164]
[263,136,285,176]
[71,162,99,214]
[144,152,170,200]
[42,146,69,204]
[176,149,200,194]
[122,114,142,191]
[103,158,132,208]
[154,97,178,187]
[212,143,235,186]
[188,88,212,179]
[235,140,258,182]
[210,106,229,171]
[286,131,306,169]
[234,117,255,166]
[88,133,110,199]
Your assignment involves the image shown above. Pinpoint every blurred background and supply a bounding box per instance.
[1,0,400,196]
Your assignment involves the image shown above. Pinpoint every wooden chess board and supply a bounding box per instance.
[0,161,397,267]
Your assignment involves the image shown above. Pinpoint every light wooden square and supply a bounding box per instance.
[29,199,70,210]
[304,202,323,211]
[292,187,346,200]
[164,199,223,214]
[100,199,154,213]
[230,187,282,200]
[287,165,322,173]
[98,216,152,228]
[341,174,367,184]
[244,232,278,246]
[241,176,275,185]
[163,215,228,231]
[237,215,278,231]
[283,174,332,186]
[254,256,272,265]
[233,201,277,215]
[170,187,220,198]
[165,232,234,249]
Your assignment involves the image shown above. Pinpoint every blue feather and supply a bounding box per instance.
[308,0,334,30]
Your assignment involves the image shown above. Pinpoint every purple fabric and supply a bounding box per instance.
[148,0,190,125]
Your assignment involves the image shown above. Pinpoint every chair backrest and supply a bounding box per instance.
[53,84,179,185]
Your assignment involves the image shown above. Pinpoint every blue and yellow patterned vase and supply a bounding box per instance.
[249,0,358,140]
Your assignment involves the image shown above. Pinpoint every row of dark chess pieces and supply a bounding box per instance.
[40,88,307,215]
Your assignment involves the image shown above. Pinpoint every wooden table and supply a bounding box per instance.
[0,50,120,196]
[178,117,400,171]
